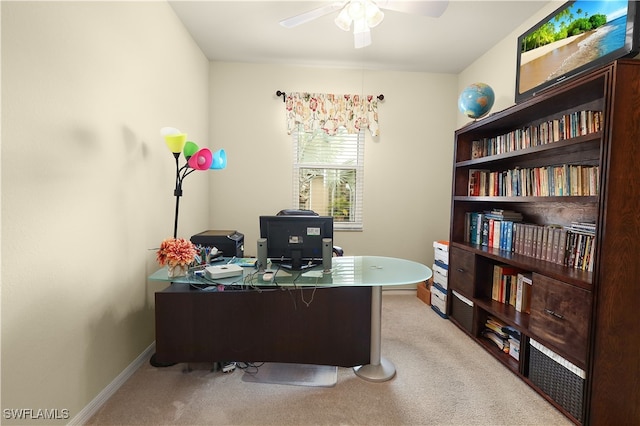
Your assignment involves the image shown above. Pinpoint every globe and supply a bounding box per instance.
[458,83,495,119]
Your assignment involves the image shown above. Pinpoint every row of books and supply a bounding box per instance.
[470,110,603,159]
[465,212,597,271]
[491,266,532,314]
[515,223,596,271]
[468,164,599,197]
[481,316,521,360]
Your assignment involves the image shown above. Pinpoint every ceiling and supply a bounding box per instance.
[169,1,550,73]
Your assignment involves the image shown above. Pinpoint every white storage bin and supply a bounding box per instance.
[432,263,448,290]
[430,285,447,318]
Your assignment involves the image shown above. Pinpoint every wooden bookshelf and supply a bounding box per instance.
[447,60,640,425]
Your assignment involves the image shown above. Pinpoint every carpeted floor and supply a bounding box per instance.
[86,290,572,425]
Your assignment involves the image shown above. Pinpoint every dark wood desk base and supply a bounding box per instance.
[155,284,372,367]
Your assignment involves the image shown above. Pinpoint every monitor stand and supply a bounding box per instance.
[278,261,318,271]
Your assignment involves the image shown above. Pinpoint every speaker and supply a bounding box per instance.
[323,238,332,272]
[257,238,267,272]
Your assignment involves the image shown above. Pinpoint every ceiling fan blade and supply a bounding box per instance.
[279,1,346,28]
[376,0,449,18]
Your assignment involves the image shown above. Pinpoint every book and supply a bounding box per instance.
[491,219,500,249]
[474,213,484,245]
[488,219,495,248]
[230,257,258,267]
[515,272,533,313]
[481,218,490,247]
[464,212,471,243]
[471,140,484,159]
[492,265,521,303]
[492,264,501,301]
[481,330,509,352]
[482,318,511,353]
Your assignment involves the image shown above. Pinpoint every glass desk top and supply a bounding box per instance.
[149,255,432,383]
[148,256,432,288]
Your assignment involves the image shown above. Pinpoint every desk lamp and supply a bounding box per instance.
[161,127,227,238]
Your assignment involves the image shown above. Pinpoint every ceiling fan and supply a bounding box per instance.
[279,1,449,48]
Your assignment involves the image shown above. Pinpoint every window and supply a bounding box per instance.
[292,126,364,230]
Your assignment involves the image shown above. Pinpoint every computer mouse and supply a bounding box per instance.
[262,272,274,282]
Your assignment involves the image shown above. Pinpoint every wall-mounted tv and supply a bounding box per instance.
[515,0,640,103]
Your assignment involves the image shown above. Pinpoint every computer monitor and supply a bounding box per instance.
[259,215,333,270]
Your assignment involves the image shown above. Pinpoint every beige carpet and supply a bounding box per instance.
[86,290,572,425]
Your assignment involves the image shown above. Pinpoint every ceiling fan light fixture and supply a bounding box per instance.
[365,2,384,27]
[322,0,388,48]
[353,18,372,48]
[335,6,352,31]
[347,1,366,20]
[353,17,368,34]
[354,27,372,49]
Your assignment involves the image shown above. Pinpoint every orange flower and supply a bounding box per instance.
[156,238,197,266]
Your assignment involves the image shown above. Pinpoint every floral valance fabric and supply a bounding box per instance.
[285,92,379,136]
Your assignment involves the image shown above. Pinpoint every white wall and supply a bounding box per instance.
[208,62,457,264]
[1,1,209,423]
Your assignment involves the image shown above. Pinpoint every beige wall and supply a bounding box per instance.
[208,62,456,263]
[457,1,561,128]
[1,0,564,423]
[1,1,209,423]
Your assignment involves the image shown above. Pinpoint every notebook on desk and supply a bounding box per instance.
[229,257,258,267]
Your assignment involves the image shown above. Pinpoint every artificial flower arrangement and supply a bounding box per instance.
[156,237,197,277]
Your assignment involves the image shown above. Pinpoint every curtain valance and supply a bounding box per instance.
[285,92,379,137]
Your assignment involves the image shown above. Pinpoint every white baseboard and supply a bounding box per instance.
[68,342,155,425]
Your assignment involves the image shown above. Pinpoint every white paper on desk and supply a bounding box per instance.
[301,270,324,278]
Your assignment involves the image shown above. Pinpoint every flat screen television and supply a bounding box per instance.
[259,215,333,270]
[515,0,640,103]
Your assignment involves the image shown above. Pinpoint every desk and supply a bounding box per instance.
[150,256,431,382]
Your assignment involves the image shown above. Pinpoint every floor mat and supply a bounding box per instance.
[241,363,337,387]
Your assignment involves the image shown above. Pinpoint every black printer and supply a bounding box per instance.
[190,230,244,257]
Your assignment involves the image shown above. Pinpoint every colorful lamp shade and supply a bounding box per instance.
[161,127,227,238]
[183,141,200,160]
[187,148,213,170]
[164,133,187,154]
[210,149,227,170]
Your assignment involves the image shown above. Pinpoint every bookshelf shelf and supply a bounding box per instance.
[452,196,598,203]
[455,132,602,168]
[452,242,592,288]
[474,297,530,331]
[446,60,640,425]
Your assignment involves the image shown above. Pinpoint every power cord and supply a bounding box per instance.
[291,272,319,308]
[236,361,265,375]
